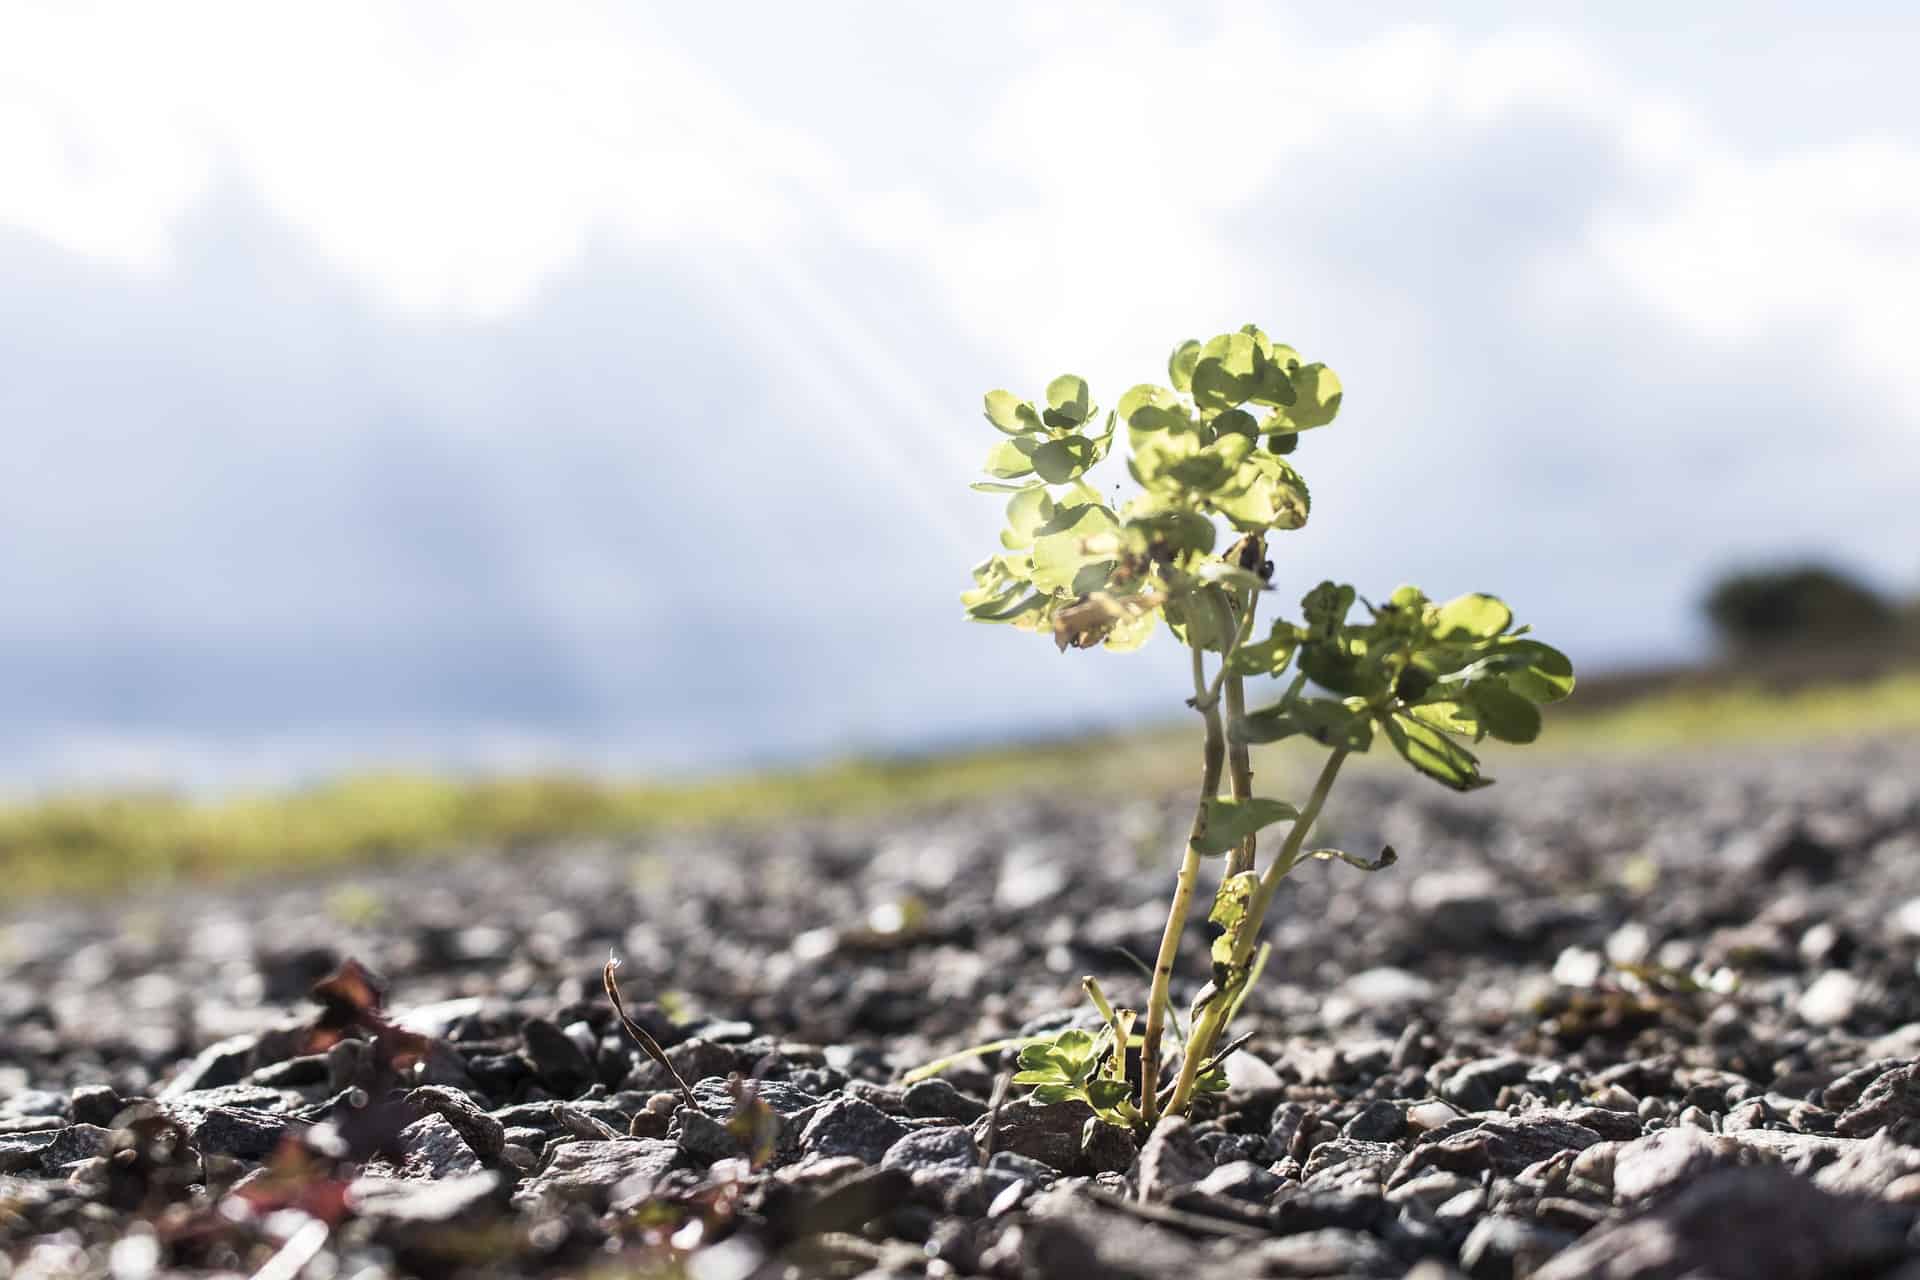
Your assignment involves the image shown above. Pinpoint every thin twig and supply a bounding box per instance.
[604,953,697,1110]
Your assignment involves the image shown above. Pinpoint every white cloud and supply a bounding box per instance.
[0,0,832,314]
[1589,135,1920,410]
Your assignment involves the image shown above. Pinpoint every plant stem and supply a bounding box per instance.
[1223,588,1260,876]
[1223,675,1255,876]
[1140,638,1225,1126]
[1163,748,1350,1118]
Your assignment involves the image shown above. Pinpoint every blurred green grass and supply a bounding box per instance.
[4,671,1917,901]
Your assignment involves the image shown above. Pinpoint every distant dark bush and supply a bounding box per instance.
[1703,563,1896,651]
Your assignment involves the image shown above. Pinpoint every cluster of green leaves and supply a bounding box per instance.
[963,326,1341,653]
[1012,1020,1230,1132]
[1232,583,1575,791]
[1011,1027,1139,1129]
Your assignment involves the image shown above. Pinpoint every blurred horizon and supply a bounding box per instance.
[4,3,1918,792]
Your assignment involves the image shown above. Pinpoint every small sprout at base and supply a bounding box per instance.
[959,325,1574,1131]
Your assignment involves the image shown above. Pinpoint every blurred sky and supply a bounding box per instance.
[3,2,1917,789]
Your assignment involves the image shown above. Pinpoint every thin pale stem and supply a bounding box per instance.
[1223,676,1256,877]
[1164,748,1351,1118]
[1223,590,1260,877]
[1191,588,1260,712]
[1140,638,1225,1126]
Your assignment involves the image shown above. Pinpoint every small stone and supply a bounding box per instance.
[796,1096,905,1164]
[1570,1141,1619,1189]
[1343,1101,1406,1142]
[1267,1102,1309,1161]
[1611,1127,1755,1203]
[669,1106,739,1162]
[66,1085,122,1129]
[513,1138,684,1208]
[407,1085,505,1162]
[1255,1227,1401,1278]
[1396,1116,1601,1182]
[1406,1100,1463,1132]
[985,1149,1056,1188]
[1135,1116,1214,1201]
[1837,1064,1920,1142]
[690,1076,818,1119]
[249,1056,331,1089]
[1191,1159,1279,1203]
[1439,1056,1534,1112]
[972,1098,1135,1175]
[1302,1139,1402,1192]
[158,1034,258,1099]
[350,1171,502,1222]
[634,1039,736,1093]
[903,1078,987,1123]
[522,1018,596,1098]
[881,1125,979,1178]
[0,1125,111,1175]
[1459,1215,1576,1280]
[1798,972,1860,1028]
[1535,1166,1910,1280]
[384,1114,485,1180]
[189,1108,292,1159]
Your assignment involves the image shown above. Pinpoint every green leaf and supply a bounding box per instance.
[1030,1083,1079,1104]
[1086,1078,1134,1111]
[1212,408,1259,438]
[970,479,1045,494]
[1234,697,1375,750]
[1384,712,1490,791]
[1215,454,1309,532]
[1433,593,1512,641]
[1000,486,1055,549]
[1195,800,1300,857]
[984,437,1037,479]
[1031,435,1099,484]
[1117,383,1194,436]
[1165,451,1234,492]
[1126,509,1216,558]
[964,589,1046,623]
[1227,621,1300,677]
[1491,639,1576,703]
[1031,504,1119,595]
[1274,362,1341,429]
[1468,681,1542,743]
[1249,345,1298,408]
[1163,585,1233,652]
[1051,1027,1097,1065]
[1191,332,1260,412]
[1044,374,1092,427]
[1101,607,1158,652]
[1012,1068,1066,1085]
[1188,559,1267,593]
[1017,1042,1065,1072]
[1206,870,1260,969]
[1407,699,1477,736]
[1168,340,1202,393]
[1297,637,1385,698]
[1302,581,1356,633]
[985,390,1043,435]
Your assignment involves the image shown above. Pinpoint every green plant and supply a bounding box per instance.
[960,325,1574,1128]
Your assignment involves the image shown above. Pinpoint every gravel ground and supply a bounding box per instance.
[5,736,1920,1279]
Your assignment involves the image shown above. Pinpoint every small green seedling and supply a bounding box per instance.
[958,326,1574,1128]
